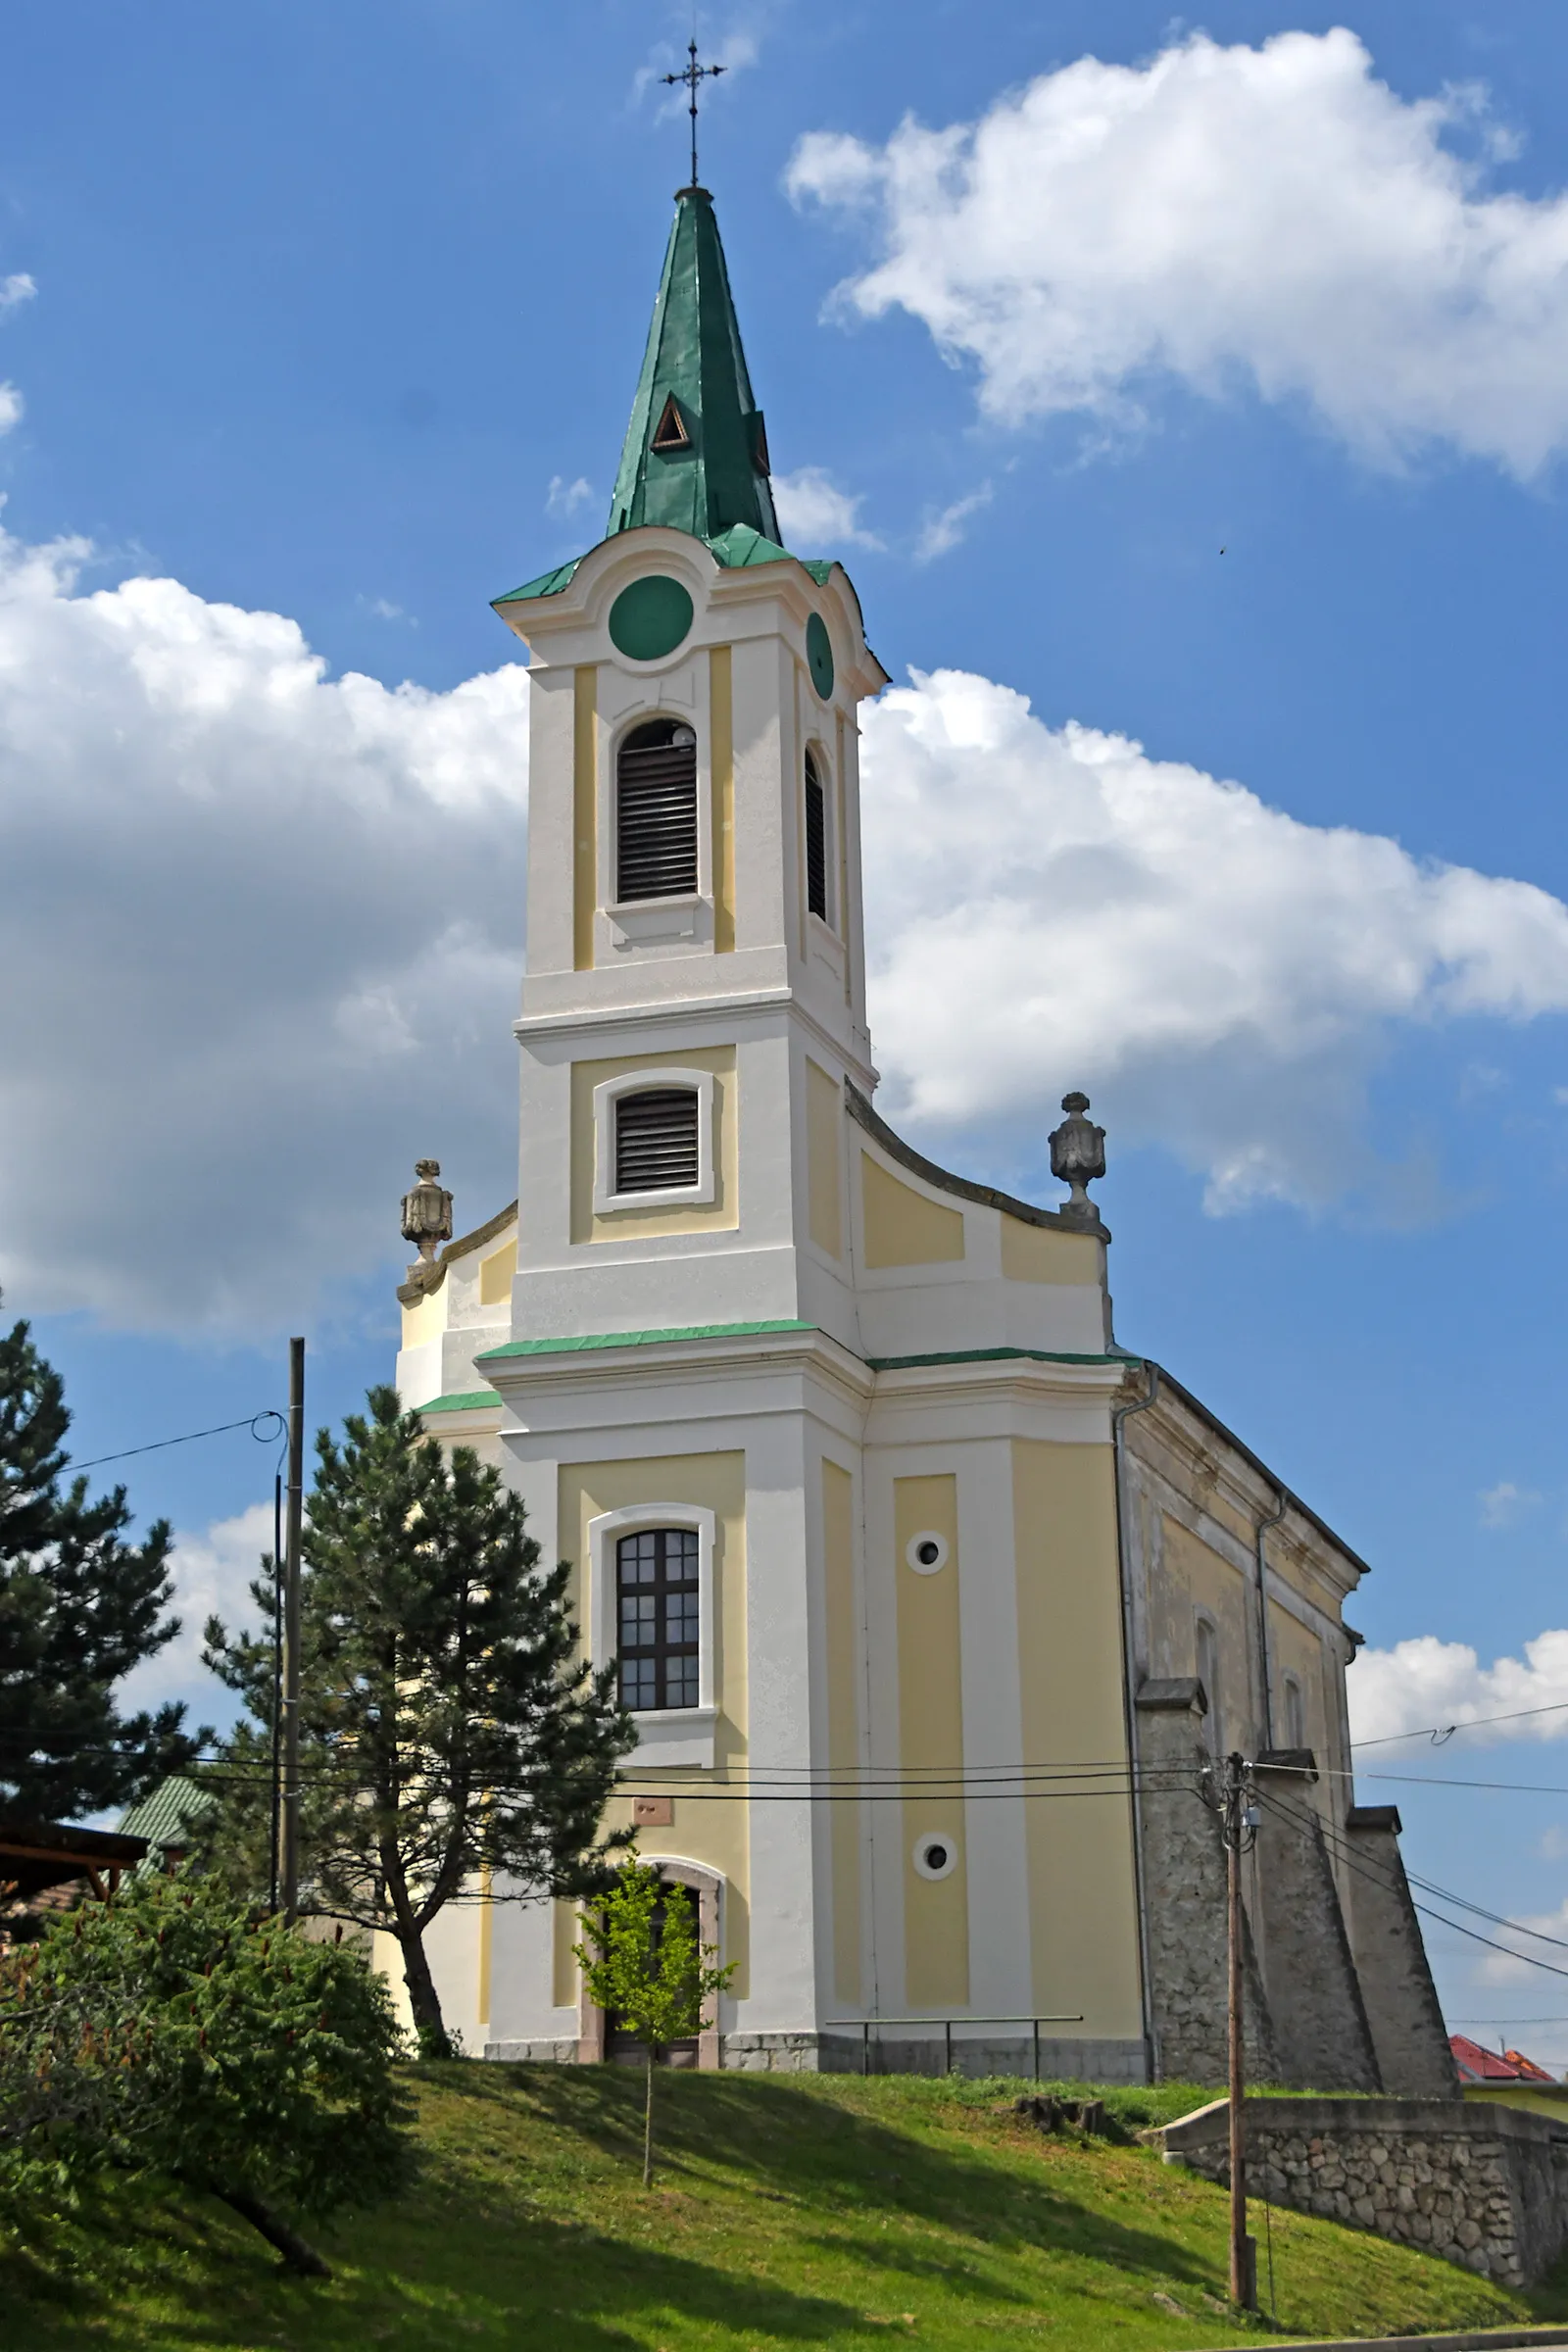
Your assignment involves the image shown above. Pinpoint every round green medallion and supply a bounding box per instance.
[609,574,694,662]
[807,611,835,700]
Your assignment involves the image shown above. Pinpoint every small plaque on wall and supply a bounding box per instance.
[632,1795,674,1827]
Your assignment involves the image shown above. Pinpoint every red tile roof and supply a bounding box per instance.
[1449,2034,1559,2082]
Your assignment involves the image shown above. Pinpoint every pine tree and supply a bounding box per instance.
[203,1386,635,2057]
[0,1300,200,1823]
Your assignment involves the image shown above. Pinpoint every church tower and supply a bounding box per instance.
[390,179,1451,2103]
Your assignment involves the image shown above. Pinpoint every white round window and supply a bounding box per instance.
[912,1832,958,1882]
[905,1530,949,1575]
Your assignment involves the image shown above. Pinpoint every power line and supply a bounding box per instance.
[68,1410,285,1474]
[1353,1698,1568,1750]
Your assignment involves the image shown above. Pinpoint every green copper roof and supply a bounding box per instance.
[607,186,780,546]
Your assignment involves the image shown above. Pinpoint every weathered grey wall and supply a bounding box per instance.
[1343,1804,1460,2100]
[1252,1758,1381,2091]
[1135,1679,1278,2083]
[1162,2095,1568,2288]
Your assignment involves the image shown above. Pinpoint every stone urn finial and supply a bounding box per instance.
[400,1158,454,1265]
[1049,1093,1106,1223]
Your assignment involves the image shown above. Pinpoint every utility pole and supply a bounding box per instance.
[1223,1749,1258,2312]
[280,1336,306,1926]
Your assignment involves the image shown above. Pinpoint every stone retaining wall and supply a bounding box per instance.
[1161,2096,1568,2288]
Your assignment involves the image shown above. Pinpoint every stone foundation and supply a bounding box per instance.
[1161,2095,1568,2288]
[483,2030,1147,2080]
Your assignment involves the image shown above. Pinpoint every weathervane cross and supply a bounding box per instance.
[662,38,725,189]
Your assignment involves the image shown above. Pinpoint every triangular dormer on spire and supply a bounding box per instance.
[607,187,782,548]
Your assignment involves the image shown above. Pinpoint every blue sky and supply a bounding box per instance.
[6,0,1568,2056]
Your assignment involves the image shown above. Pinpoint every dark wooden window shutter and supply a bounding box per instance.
[805,751,829,922]
[614,1088,700,1194]
[616,720,698,901]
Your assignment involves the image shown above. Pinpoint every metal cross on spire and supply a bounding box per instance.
[662,38,725,190]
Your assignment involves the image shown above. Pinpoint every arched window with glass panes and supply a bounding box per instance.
[616,718,698,902]
[616,1527,701,1712]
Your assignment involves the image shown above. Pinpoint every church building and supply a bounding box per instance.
[391,179,1455,2094]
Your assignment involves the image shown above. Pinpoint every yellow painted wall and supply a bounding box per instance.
[1000,1218,1102,1287]
[478,1238,517,1305]
[569,1044,739,1244]
[1011,1440,1142,2037]
[710,646,735,954]
[808,1059,843,1259]
[573,664,598,973]
[400,1283,447,1349]
[1156,1515,1250,1757]
[557,1450,751,1995]
[553,1899,580,2009]
[895,1474,969,2010]
[823,1459,860,2004]
[861,1152,965,1270]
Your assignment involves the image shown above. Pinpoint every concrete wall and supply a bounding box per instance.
[1162,2095,1568,2288]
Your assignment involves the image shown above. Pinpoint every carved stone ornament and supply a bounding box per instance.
[1048,1092,1107,1223]
[400,1158,454,1264]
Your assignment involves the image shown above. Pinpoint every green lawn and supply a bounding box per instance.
[9,2065,1568,2350]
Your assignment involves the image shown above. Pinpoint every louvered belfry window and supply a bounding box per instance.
[617,1527,700,1711]
[804,749,829,923]
[616,718,698,902]
[614,1087,700,1195]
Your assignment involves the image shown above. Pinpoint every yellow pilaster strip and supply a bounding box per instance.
[572,663,598,972]
[1011,1439,1142,2035]
[710,645,735,952]
[823,1460,860,2003]
[895,1474,969,2010]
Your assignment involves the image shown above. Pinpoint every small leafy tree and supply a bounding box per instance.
[0,1300,203,1824]
[203,1386,635,2056]
[574,1861,735,2186]
[0,1870,410,2276]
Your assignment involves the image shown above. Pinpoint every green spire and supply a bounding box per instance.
[608,187,782,547]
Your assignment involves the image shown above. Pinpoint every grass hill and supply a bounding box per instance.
[9,2067,1568,2349]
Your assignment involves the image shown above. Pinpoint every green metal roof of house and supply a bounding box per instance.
[493,192,844,611]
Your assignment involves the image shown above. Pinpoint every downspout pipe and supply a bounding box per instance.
[1112,1359,1160,2082]
[1254,1488,1288,1754]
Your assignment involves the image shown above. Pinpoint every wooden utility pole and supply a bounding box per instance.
[1224,1749,1256,2312]
[280,1337,306,1926]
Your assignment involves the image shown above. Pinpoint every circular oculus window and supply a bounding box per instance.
[609,574,695,662]
[806,611,835,701]
[905,1530,950,1575]
[912,1833,958,1882]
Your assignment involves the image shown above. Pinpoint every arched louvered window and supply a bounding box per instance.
[614,1088,700,1196]
[617,718,698,903]
[804,748,829,924]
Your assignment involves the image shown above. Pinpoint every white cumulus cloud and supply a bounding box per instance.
[772,466,883,551]
[859,668,1568,1211]
[788,27,1568,476]
[0,273,34,318]
[0,527,529,1333]
[119,1499,275,1732]
[1348,1630,1568,1749]
[914,483,991,563]
[546,474,594,519]
[6,532,1568,1333]
[0,385,23,435]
